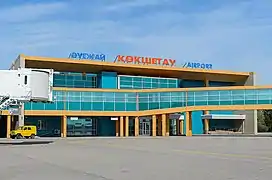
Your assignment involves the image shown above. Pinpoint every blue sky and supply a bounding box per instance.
[0,0,271,84]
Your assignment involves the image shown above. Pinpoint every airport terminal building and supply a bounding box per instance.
[0,54,262,138]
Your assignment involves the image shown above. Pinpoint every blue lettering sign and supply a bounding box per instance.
[183,62,213,70]
[186,62,192,68]
[68,52,106,61]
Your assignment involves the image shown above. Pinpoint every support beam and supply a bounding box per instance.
[242,120,245,134]
[203,110,209,134]
[7,115,11,139]
[152,115,157,137]
[161,114,166,136]
[115,119,120,137]
[134,116,139,136]
[166,115,170,136]
[157,115,162,136]
[119,116,124,137]
[61,115,67,138]
[179,120,184,135]
[203,78,210,135]
[125,116,129,137]
[253,110,258,135]
[185,111,192,136]
[18,103,24,127]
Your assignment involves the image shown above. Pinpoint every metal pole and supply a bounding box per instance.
[18,102,24,127]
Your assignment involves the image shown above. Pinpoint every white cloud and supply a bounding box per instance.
[0,0,271,84]
[0,2,67,23]
[103,0,168,11]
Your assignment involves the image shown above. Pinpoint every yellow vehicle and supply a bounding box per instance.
[10,125,37,139]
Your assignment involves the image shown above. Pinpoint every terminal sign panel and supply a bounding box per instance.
[69,52,106,61]
[183,62,212,70]
[114,55,176,67]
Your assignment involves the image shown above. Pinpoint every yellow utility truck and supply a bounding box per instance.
[10,125,37,139]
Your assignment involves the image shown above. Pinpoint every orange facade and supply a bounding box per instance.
[5,54,261,137]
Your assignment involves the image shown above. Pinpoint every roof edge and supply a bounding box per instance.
[23,55,251,76]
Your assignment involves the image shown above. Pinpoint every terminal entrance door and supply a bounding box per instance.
[170,119,177,135]
[139,119,151,136]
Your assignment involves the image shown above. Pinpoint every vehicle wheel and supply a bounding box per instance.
[30,134,35,139]
[15,134,22,139]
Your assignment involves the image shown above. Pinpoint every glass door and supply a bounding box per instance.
[170,119,177,135]
[139,119,151,136]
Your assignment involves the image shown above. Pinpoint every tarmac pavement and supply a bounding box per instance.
[0,136,272,180]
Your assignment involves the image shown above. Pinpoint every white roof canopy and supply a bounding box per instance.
[201,114,246,120]
[169,113,184,120]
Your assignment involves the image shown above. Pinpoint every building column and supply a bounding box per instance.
[115,119,120,137]
[157,115,162,136]
[185,111,192,136]
[61,115,67,138]
[18,103,24,127]
[166,115,170,136]
[125,116,129,137]
[253,110,258,135]
[152,115,157,137]
[6,115,11,138]
[119,116,124,137]
[161,114,166,136]
[134,116,139,136]
[203,78,210,135]
[203,110,209,134]
[179,120,184,135]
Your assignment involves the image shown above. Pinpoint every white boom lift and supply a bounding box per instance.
[0,68,53,124]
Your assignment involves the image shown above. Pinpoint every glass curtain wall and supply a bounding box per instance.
[53,72,97,88]
[67,117,97,137]
[24,116,61,137]
[119,75,178,89]
[25,89,272,111]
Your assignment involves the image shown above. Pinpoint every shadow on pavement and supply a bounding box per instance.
[0,140,54,146]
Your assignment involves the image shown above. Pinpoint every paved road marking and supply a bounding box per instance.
[172,149,272,161]
[97,144,272,161]
[64,140,272,161]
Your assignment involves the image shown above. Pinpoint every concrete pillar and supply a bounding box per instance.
[253,110,257,135]
[115,119,120,137]
[18,103,24,127]
[134,116,139,136]
[203,110,209,134]
[242,120,245,134]
[234,72,257,134]
[7,115,11,138]
[119,116,124,137]
[185,111,192,136]
[157,115,162,136]
[203,78,210,135]
[12,57,25,128]
[152,115,157,137]
[61,116,67,138]
[125,116,129,137]
[179,120,184,135]
[161,114,166,136]
[166,115,170,136]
